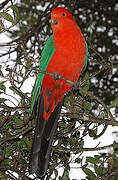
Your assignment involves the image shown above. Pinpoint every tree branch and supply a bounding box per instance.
[32,68,116,125]
[53,143,113,153]
[0,0,11,10]
[0,126,33,146]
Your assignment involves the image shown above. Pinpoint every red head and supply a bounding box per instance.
[51,7,75,32]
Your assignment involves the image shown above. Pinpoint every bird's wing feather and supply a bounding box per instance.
[84,42,88,69]
[82,42,88,73]
[30,35,55,113]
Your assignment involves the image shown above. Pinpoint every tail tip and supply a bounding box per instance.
[36,168,46,178]
[29,166,46,179]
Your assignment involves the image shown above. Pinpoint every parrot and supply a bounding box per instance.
[29,7,88,178]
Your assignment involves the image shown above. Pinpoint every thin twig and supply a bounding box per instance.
[53,143,113,153]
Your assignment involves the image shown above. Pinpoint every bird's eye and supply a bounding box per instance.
[62,13,66,16]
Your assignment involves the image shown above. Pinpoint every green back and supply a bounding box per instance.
[30,36,88,113]
[30,35,55,113]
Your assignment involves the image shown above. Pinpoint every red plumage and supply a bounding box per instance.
[42,7,86,120]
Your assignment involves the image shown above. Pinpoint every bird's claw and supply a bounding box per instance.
[72,81,78,90]
[53,72,60,80]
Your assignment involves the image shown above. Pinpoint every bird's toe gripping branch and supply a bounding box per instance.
[72,81,79,90]
[53,72,60,80]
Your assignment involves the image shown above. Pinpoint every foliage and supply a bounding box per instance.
[0,0,118,179]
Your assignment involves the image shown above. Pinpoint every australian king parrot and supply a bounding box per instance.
[29,7,88,178]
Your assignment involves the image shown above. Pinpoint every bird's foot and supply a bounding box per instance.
[53,72,60,80]
[72,81,78,90]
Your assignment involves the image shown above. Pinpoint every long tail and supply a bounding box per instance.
[29,95,63,178]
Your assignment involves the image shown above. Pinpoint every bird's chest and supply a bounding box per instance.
[46,42,85,81]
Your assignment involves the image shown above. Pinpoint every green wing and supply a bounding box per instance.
[81,42,88,74]
[30,35,55,113]
[84,42,88,69]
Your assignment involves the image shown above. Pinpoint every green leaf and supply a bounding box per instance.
[109,97,118,108]
[5,146,13,158]
[14,15,20,24]
[94,165,103,176]
[0,81,6,93]
[83,101,91,110]
[86,156,102,164]
[72,131,80,138]
[4,159,12,166]
[10,5,20,24]
[0,65,4,77]
[58,121,66,127]
[19,158,26,164]
[0,98,6,103]
[54,169,58,178]
[59,177,62,180]
[83,72,90,91]
[0,12,13,23]
[5,67,13,72]
[78,139,84,148]
[62,170,69,180]
[79,72,90,96]
[98,112,105,119]
[17,59,23,65]
[75,157,81,163]
[83,168,97,179]
[57,138,63,146]
[0,65,2,70]
[10,5,19,15]
[88,129,97,137]
[71,137,77,143]
[113,142,118,154]
[24,0,30,5]
[102,167,108,175]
